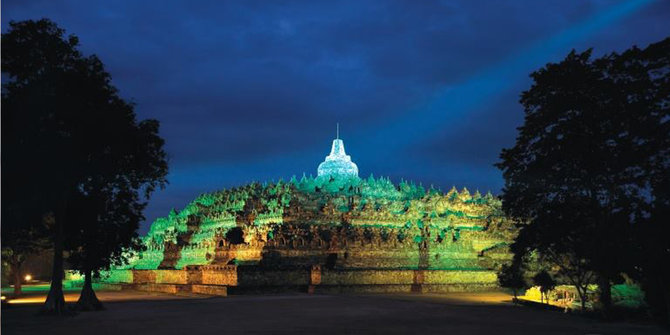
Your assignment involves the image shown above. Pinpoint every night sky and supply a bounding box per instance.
[3,1,669,233]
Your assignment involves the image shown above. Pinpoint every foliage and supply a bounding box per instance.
[3,18,94,314]
[532,270,556,304]
[498,263,527,300]
[1,19,168,313]
[1,225,50,295]
[497,37,670,319]
[62,81,168,310]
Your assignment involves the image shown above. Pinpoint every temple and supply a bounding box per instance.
[101,130,516,296]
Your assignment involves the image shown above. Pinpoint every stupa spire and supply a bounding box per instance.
[317,124,359,178]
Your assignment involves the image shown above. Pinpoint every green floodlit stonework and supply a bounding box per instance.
[116,174,515,270]
[104,137,517,292]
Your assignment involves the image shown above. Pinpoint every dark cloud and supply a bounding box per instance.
[3,0,669,233]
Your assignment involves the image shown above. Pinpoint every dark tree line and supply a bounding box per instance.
[497,37,669,322]
[1,19,168,313]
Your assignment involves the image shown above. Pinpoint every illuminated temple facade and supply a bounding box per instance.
[102,133,516,295]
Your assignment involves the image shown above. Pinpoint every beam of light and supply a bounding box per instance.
[6,293,80,304]
[360,0,657,160]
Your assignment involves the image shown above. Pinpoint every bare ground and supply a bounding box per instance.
[1,290,666,334]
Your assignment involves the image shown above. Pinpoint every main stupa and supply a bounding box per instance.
[317,124,358,178]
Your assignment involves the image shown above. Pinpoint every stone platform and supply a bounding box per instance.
[102,265,497,296]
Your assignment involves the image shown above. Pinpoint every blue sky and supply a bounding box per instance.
[3,0,669,233]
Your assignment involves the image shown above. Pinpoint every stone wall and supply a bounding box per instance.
[200,265,238,286]
[235,266,498,292]
[155,270,189,284]
[102,266,237,286]
[132,270,156,283]
[103,265,498,295]
[102,269,133,283]
[319,269,496,286]
[237,267,311,287]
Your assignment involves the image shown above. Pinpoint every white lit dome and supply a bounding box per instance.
[317,138,358,178]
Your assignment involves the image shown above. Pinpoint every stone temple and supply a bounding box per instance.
[102,131,516,296]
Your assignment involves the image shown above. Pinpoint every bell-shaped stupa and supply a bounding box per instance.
[317,124,359,178]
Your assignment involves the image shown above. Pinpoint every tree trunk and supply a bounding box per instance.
[42,207,66,315]
[577,286,587,311]
[598,276,612,317]
[12,260,23,296]
[660,275,670,325]
[76,268,103,311]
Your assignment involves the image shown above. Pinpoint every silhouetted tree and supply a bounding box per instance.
[533,270,556,304]
[497,37,669,318]
[2,19,168,314]
[1,226,49,296]
[2,150,51,296]
[498,262,527,302]
[64,76,166,311]
[3,19,87,314]
[67,167,164,311]
[613,39,670,323]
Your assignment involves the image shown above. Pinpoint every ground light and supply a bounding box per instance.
[24,274,32,282]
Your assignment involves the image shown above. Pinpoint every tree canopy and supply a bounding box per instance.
[497,37,669,320]
[2,19,168,313]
